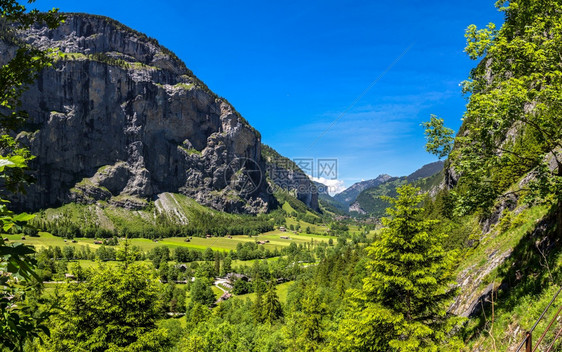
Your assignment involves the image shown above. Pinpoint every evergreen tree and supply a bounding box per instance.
[261,281,283,324]
[252,278,267,322]
[334,185,461,351]
[221,255,232,276]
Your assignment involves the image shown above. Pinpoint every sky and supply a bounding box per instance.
[36,0,505,194]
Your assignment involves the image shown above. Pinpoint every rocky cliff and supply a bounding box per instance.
[0,13,302,214]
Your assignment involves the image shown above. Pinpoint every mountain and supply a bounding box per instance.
[333,174,393,207]
[406,161,444,182]
[311,180,348,215]
[350,161,444,216]
[1,14,318,214]
[261,144,319,212]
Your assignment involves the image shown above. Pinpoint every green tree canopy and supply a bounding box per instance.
[190,278,216,306]
[333,185,461,351]
[39,263,169,352]
[427,0,562,222]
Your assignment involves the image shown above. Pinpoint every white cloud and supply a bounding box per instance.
[308,175,347,196]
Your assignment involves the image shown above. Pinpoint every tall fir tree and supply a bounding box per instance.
[261,281,283,324]
[334,184,462,351]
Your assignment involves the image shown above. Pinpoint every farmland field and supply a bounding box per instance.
[3,230,337,253]
[233,281,293,303]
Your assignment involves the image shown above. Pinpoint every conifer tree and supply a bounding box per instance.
[334,184,462,351]
[261,281,283,324]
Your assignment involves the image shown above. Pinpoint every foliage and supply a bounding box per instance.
[429,0,562,220]
[38,263,170,351]
[422,115,455,159]
[0,1,64,350]
[38,204,275,239]
[260,281,284,324]
[190,278,216,306]
[334,185,462,351]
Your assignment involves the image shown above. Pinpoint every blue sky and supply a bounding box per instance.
[36,0,504,193]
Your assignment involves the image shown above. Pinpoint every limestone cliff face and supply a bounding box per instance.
[4,14,278,213]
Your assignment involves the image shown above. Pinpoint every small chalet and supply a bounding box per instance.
[280,236,290,240]
[279,226,286,232]
[65,273,76,279]
[93,240,103,244]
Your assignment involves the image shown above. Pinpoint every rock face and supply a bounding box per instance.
[348,202,366,215]
[3,14,280,213]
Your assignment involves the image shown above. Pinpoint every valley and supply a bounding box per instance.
[2,1,562,351]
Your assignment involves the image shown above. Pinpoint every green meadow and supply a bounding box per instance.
[4,229,337,253]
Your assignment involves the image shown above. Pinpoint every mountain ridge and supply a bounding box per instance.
[332,174,393,207]
[350,161,444,216]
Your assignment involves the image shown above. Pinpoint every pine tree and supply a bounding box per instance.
[262,281,283,324]
[334,184,462,351]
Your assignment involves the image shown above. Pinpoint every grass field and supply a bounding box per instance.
[3,229,337,254]
[233,281,293,303]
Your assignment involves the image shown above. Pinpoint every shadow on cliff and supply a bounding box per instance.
[462,204,562,343]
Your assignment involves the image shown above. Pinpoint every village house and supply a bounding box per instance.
[226,273,249,286]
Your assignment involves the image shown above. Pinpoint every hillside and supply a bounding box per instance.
[332,174,392,207]
[5,1,562,351]
[350,161,444,216]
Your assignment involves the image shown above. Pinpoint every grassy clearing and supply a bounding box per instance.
[232,281,293,303]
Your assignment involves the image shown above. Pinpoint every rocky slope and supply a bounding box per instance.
[1,14,318,214]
